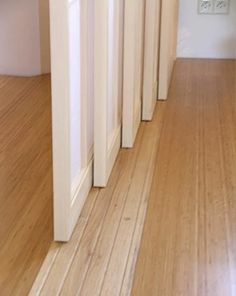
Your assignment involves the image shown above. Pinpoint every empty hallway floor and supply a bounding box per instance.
[133,59,236,296]
[0,75,53,295]
[31,59,236,296]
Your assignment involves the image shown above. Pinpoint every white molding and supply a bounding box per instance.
[122,0,135,148]
[94,0,109,187]
[122,0,145,148]
[142,0,161,120]
[50,0,93,242]
[69,0,93,240]
[50,0,71,242]
[94,0,122,187]
[80,0,89,168]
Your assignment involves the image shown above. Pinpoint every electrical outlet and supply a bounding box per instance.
[198,0,230,14]
[214,0,229,14]
[199,0,214,14]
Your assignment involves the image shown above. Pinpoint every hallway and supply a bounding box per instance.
[133,59,236,295]
[31,59,236,295]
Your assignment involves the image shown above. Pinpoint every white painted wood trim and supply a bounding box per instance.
[69,0,93,241]
[80,0,89,167]
[50,0,71,241]
[122,0,136,148]
[50,0,93,242]
[94,0,109,187]
[142,0,161,121]
[94,123,121,188]
[94,0,122,187]
[122,0,144,148]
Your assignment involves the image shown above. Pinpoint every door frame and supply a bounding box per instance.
[93,0,123,187]
[122,0,145,148]
[142,0,161,120]
[50,0,92,242]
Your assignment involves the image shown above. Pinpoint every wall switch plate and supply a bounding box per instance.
[214,0,230,14]
[198,0,230,14]
[199,0,214,14]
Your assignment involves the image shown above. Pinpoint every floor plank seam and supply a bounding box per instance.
[99,127,148,295]
[64,154,132,294]
[49,190,100,294]
[78,129,145,295]
[121,108,167,295]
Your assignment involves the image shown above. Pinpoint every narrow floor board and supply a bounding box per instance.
[30,59,236,296]
[30,102,166,295]
[132,59,236,296]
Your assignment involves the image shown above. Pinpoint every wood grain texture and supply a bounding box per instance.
[0,75,53,295]
[132,59,236,296]
[30,103,166,295]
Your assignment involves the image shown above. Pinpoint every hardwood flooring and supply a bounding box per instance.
[0,75,53,295]
[30,101,166,295]
[132,59,236,296]
[31,59,236,296]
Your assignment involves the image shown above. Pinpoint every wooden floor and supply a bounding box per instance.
[30,100,166,295]
[0,75,53,295]
[133,59,236,295]
[31,59,236,296]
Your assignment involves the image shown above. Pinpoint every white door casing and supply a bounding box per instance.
[122,0,145,148]
[142,0,161,121]
[93,0,124,187]
[50,0,93,242]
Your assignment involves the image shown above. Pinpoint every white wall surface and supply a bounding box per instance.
[177,0,236,59]
[0,0,50,76]
[69,0,82,183]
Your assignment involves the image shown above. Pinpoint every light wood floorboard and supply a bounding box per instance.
[0,75,53,295]
[30,59,236,296]
[30,103,166,295]
[132,59,236,296]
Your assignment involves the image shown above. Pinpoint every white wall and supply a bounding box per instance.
[177,0,236,59]
[0,0,50,76]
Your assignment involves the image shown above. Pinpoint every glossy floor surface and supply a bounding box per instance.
[133,59,236,296]
[30,100,166,296]
[11,59,236,296]
[0,75,53,295]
